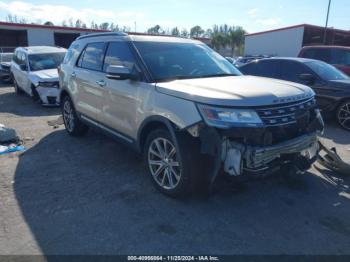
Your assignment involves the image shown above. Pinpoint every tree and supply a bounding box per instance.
[43,21,54,26]
[75,19,83,28]
[190,25,204,38]
[180,28,189,38]
[99,22,109,30]
[147,25,164,34]
[171,27,180,36]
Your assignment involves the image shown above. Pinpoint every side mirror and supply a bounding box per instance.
[106,65,139,81]
[299,73,315,85]
[20,64,27,71]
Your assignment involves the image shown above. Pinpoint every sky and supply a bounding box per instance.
[0,0,348,33]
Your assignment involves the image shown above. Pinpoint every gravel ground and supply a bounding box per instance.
[0,83,349,255]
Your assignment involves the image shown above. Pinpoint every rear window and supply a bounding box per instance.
[301,47,350,66]
[301,48,331,63]
[331,49,350,66]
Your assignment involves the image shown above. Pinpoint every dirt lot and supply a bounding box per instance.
[0,83,350,255]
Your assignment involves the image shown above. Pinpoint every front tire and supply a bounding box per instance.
[61,95,89,136]
[144,128,200,197]
[336,100,350,131]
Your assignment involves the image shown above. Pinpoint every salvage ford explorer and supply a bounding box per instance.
[59,33,324,197]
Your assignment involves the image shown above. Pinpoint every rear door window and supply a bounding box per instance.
[241,60,279,78]
[103,41,138,72]
[77,42,106,71]
[278,61,314,82]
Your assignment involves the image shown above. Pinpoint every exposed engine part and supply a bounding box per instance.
[317,140,350,176]
[186,123,201,137]
[221,139,244,176]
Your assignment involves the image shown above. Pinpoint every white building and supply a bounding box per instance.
[0,21,211,52]
[0,21,106,51]
[244,24,350,57]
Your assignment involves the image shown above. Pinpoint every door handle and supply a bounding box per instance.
[96,80,106,87]
[71,72,76,78]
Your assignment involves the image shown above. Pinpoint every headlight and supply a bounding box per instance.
[38,81,59,88]
[197,104,263,128]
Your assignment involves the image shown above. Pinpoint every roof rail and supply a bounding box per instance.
[77,32,128,40]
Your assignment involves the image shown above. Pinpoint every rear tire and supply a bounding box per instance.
[61,95,89,137]
[144,128,200,198]
[336,100,350,131]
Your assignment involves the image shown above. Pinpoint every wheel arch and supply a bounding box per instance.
[137,116,180,153]
[59,89,71,104]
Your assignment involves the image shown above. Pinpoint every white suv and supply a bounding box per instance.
[11,46,66,105]
[59,33,324,197]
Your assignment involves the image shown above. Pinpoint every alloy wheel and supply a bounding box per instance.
[148,137,181,190]
[338,102,350,130]
[63,99,75,132]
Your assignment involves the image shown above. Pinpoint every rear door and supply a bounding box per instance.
[73,42,106,121]
[100,41,142,137]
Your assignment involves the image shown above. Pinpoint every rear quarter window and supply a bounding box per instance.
[63,43,80,65]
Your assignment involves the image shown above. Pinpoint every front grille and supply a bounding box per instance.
[256,97,316,127]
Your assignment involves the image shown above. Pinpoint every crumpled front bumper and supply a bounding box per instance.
[36,86,60,106]
[245,132,318,169]
[222,132,319,176]
[196,108,324,180]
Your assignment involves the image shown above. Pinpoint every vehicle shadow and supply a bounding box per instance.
[0,84,60,117]
[13,129,350,255]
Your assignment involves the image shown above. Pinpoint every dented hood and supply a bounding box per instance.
[156,76,314,107]
[29,69,58,81]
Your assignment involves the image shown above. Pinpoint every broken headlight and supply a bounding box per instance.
[197,104,263,128]
[38,81,59,88]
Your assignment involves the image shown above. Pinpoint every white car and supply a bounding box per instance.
[11,46,66,105]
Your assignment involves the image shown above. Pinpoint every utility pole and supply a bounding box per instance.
[323,0,331,45]
[134,21,137,32]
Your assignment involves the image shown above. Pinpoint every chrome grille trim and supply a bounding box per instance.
[256,97,316,127]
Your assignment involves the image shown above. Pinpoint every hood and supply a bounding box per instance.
[156,76,314,107]
[0,62,11,68]
[29,69,58,85]
[328,79,350,90]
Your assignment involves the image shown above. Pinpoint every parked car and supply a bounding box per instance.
[59,33,323,197]
[225,57,236,64]
[0,52,13,83]
[11,46,66,106]
[240,57,350,130]
[234,55,271,67]
[298,46,350,76]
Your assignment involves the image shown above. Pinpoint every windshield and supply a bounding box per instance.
[133,42,241,81]
[0,53,13,63]
[305,60,349,81]
[28,52,66,71]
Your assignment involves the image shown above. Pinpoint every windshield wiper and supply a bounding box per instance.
[156,76,194,82]
[156,73,238,82]
[197,73,238,78]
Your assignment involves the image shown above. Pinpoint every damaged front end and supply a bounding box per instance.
[188,97,325,183]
